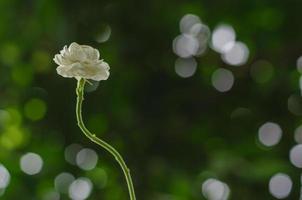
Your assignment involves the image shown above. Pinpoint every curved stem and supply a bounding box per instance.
[75,78,136,200]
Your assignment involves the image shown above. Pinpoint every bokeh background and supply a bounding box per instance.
[1,0,302,199]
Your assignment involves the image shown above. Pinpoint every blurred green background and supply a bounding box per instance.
[1,0,302,199]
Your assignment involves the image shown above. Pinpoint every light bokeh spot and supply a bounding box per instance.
[24,98,47,121]
[258,122,282,147]
[173,34,199,58]
[65,144,83,165]
[288,94,302,116]
[289,144,302,168]
[91,168,108,189]
[20,152,43,175]
[222,41,249,66]
[294,125,302,144]
[85,81,100,93]
[211,24,236,53]
[95,25,111,43]
[175,57,197,78]
[174,14,210,58]
[211,68,234,92]
[202,178,230,200]
[54,172,75,194]
[269,173,292,199]
[179,14,201,34]
[76,148,98,171]
[0,164,10,189]
[189,23,210,56]
[69,177,93,200]
[297,56,302,73]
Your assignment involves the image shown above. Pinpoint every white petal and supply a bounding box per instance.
[68,63,87,77]
[54,42,110,81]
[69,50,86,62]
[81,46,100,60]
[91,62,110,81]
[53,54,72,65]
[56,65,74,78]
[60,45,68,55]
[68,42,81,52]
[53,54,62,65]
[91,48,100,60]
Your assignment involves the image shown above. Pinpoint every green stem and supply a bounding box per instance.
[75,78,136,200]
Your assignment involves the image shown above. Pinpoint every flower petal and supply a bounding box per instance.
[54,42,110,81]
[68,43,86,62]
[53,54,73,65]
[81,46,100,61]
[56,65,74,78]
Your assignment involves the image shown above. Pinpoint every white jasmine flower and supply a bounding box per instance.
[54,42,110,81]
